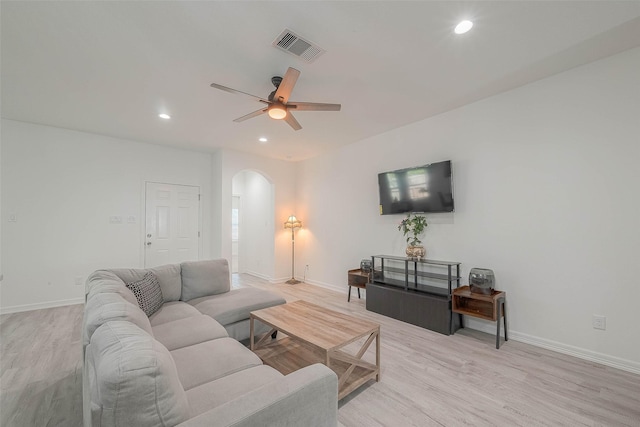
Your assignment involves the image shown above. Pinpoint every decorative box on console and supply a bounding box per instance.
[360,259,372,273]
[469,268,495,295]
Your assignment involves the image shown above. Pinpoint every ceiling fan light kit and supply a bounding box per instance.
[268,103,287,119]
[210,67,341,130]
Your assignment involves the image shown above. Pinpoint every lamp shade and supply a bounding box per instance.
[284,215,302,229]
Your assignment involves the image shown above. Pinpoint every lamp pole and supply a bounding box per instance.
[286,226,300,284]
[284,215,301,284]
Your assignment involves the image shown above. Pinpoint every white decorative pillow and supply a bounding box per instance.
[126,272,164,317]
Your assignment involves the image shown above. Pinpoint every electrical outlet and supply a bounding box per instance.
[109,216,123,224]
[75,276,83,286]
[592,315,606,330]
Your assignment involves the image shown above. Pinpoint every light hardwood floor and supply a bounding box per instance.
[2,274,639,426]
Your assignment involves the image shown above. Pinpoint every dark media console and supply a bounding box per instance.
[366,255,461,335]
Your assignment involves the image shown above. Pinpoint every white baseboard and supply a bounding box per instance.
[510,330,640,375]
[243,271,295,285]
[1,297,85,315]
[244,270,272,282]
[464,319,640,375]
[302,278,346,294]
[239,273,640,376]
[244,271,344,289]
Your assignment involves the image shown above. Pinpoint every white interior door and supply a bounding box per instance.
[145,182,200,267]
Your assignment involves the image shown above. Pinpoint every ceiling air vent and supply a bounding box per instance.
[272,29,325,63]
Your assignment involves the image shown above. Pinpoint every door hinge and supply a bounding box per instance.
[198,231,201,238]
[198,194,201,201]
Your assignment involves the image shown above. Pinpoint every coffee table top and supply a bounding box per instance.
[250,300,380,351]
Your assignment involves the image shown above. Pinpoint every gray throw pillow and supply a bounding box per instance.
[126,272,164,317]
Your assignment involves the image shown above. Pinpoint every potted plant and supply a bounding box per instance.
[398,213,428,259]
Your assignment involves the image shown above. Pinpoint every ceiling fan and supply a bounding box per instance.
[210,67,341,131]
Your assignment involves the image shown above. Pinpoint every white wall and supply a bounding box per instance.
[0,121,297,312]
[0,120,3,288]
[1,120,214,312]
[2,46,636,374]
[212,149,297,282]
[297,48,640,371]
[232,170,274,279]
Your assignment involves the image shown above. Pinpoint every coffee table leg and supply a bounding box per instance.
[250,316,255,350]
[376,328,380,381]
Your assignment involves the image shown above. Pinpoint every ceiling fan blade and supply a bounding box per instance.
[288,102,341,112]
[274,67,300,104]
[233,108,268,123]
[210,83,269,103]
[284,112,302,131]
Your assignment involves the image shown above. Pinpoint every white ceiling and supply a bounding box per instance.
[2,1,640,161]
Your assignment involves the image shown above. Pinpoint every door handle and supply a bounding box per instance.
[146,242,152,246]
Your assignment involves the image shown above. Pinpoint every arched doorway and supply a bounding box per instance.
[231,170,275,279]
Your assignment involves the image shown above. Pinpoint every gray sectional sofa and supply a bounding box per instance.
[82,259,339,427]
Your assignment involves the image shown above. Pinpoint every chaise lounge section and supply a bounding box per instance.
[82,259,340,427]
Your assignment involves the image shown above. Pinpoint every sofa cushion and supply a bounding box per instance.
[89,321,190,427]
[182,364,340,427]
[110,263,182,302]
[180,259,230,301]
[83,292,152,346]
[85,271,138,306]
[126,272,164,317]
[223,318,272,342]
[148,301,200,326]
[186,365,283,417]
[170,337,263,390]
[151,315,228,351]
[188,287,286,326]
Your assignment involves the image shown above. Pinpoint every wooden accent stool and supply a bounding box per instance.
[347,269,369,302]
[250,300,380,400]
[452,286,507,349]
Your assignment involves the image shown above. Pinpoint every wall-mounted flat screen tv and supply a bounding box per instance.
[378,160,454,215]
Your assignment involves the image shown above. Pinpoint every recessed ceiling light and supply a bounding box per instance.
[258,137,268,143]
[454,20,473,35]
[158,113,171,120]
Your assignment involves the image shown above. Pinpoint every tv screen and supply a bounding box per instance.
[378,160,454,215]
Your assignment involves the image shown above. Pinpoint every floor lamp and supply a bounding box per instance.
[284,215,302,284]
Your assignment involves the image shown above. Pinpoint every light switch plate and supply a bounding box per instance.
[592,315,606,330]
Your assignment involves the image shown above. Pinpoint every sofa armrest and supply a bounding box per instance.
[178,363,339,427]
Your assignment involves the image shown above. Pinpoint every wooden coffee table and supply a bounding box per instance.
[250,300,380,400]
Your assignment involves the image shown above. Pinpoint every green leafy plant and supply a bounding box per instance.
[398,213,428,246]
